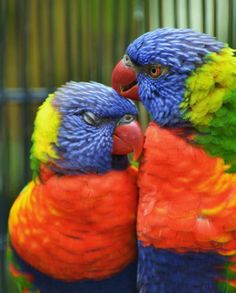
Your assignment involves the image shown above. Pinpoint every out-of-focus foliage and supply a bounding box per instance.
[4,0,149,88]
[4,0,236,89]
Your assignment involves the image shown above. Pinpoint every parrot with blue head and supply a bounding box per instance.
[112,28,236,292]
[7,81,143,293]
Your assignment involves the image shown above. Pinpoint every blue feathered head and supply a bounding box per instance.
[31,81,143,176]
[112,28,226,126]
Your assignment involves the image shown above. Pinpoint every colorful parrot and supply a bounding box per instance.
[112,28,236,292]
[7,81,144,293]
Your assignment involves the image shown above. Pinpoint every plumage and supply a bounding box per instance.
[112,28,236,292]
[8,81,143,292]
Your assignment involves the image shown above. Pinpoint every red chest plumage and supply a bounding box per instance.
[9,167,138,281]
[138,122,236,255]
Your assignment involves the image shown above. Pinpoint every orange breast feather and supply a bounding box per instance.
[138,122,236,255]
[9,167,138,281]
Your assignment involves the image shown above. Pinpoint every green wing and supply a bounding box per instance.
[196,88,236,173]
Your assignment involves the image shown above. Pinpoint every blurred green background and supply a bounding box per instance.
[1,0,236,292]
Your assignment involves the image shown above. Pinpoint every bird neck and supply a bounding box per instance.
[36,155,130,177]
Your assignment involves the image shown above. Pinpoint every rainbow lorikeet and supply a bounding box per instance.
[112,28,236,292]
[7,81,143,293]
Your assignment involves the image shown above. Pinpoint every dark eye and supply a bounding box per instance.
[123,54,133,67]
[118,114,135,125]
[82,111,100,126]
[124,54,130,62]
[148,65,162,78]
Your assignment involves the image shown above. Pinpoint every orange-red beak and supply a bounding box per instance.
[112,60,140,100]
[112,120,144,160]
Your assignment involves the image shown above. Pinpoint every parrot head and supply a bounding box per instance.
[112,28,236,127]
[31,81,143,176]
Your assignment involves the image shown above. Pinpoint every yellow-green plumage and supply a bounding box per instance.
[182,47,236,127]
[30,94,61,177]
[180,47,236,174]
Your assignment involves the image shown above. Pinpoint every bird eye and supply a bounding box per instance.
[123,54,133,67]
[124,55,129,62]
[148,65,162,78]
[118,114,135,125]
[82,111,100,126]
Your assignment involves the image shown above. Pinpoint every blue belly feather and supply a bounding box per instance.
[10,244,137,293]
[138,241,228,293]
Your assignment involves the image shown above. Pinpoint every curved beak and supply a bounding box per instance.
[112,60,140,100]
[112,120,144,160]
